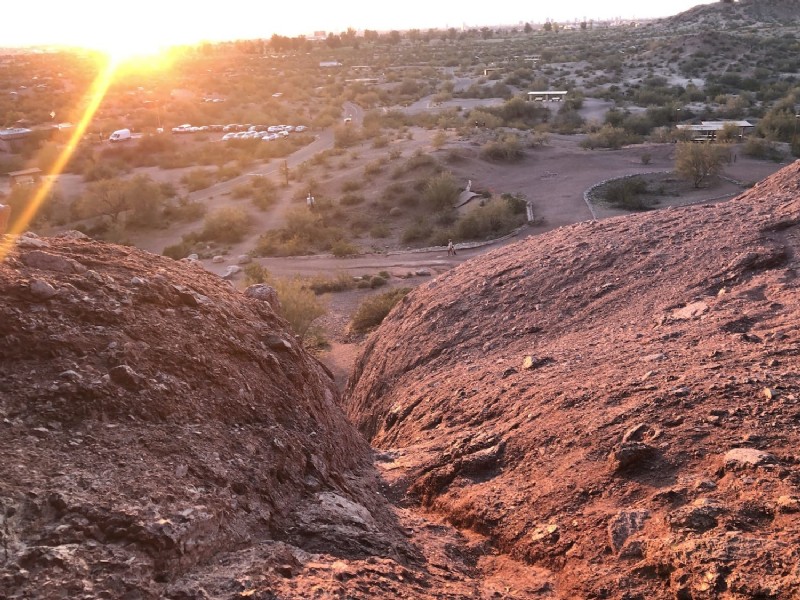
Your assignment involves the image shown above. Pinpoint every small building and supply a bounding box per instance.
[0,127,32,153]
[319,61,342,68]
[677,120,754,141]
[526,90,568,102]
[7,168,42,186]
[483,67,501,76]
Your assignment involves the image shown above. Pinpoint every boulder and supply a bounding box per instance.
[724,448,776,470]
[20,250,86,273]
[608,510,650,552]
[244,284,280,310]
[29,278,58,300]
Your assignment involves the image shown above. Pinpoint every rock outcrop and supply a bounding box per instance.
[347,162,800,598]
[0,235,406,598]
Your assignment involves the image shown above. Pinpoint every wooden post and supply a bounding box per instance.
[282,160,289,186]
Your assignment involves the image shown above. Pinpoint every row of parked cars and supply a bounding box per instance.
[221,124,308,141]
[171,123,309,138]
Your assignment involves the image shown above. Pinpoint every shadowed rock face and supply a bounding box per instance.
[347,162,800,598]
[0,235,406,599]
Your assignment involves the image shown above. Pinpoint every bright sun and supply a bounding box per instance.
[102,39,170,68]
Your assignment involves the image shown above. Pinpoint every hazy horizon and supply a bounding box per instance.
[4,1,719,52]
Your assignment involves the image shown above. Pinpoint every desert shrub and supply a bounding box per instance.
[641,152,652,165]
[217,164,242,181]
[200,206,250,242]
[272,278,327,345]
[253,207,352,256]
[232,183,253,199]
[331,239,359,257]
[675,142,730,187]
[581,125,639,149]
[341,179,362,192]
[340,193,365,206]
[2,183,61,228]
[423,171,459,212]
[369,275,387,288]
[250,178,278,210]
[244,263,272,286]
[402,221,433,243]
[364,161,383,176]
[181,168,215,192]
[350,287,411,333]
[502,193,527,214]
[452,198,526,240]
[83,161,127,182]
[307,272,356,294]
[370,223,390,238]
[742,138,784,162]
[334,124,360,148]
[163,239,195,260]
[254,233,315,257]
[392,151,438,178]
[468,109,503,129]
[550,107,585,134]
[602,177,652,210]
[528,132,550,147]
[163,199,206,223]
[481,135,524,161]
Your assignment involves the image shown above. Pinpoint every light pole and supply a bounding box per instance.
[793,113,799,157]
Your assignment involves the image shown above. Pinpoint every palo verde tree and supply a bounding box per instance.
[674,142,729,188]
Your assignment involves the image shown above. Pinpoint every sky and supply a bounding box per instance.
[3,1,719,52]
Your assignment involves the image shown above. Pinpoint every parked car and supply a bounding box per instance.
[109,128,131,142]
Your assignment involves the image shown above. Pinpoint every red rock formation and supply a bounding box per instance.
[347,162,800,598]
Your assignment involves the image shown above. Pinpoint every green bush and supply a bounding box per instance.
[481,135,524,161]
[163,199,206,223]
[743,138,784,162]
[201,206,250,242]
[331,239,359,257]
[307,272,357,294]
[181,168,216,192]
[244,263,272,286]
[350,287,411,333]
[402,221,433,244]
[580,125,640,150]
[163,239,195,260]
[272,278,327,345]
[452,198,526,240]
[423,171,459,212]
[602,177,652,210]
[341,179,362,192]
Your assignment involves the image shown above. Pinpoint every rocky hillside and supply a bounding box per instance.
[0,234,414,599]
[347,162,800,598]
[664,0,800,28]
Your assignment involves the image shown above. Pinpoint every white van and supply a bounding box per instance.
[109,128,131,142]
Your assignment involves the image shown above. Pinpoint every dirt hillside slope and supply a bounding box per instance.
[347,162,800,598]
[0,235,410,599]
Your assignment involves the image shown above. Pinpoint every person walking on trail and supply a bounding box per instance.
[447,239,457,256]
